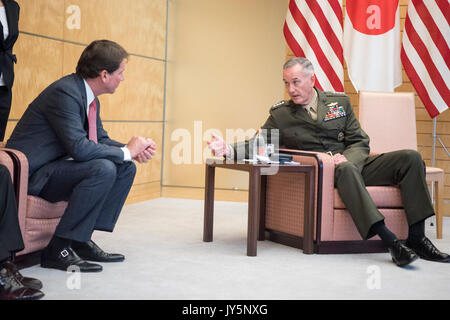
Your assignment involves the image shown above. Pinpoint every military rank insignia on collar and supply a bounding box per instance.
[324,103,346,121]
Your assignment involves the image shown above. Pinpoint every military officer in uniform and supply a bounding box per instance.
[208,57,450,267]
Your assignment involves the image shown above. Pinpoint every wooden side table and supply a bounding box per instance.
[203,160,316,256]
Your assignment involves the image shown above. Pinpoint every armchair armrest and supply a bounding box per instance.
[0,148,29,237]
[279,148,335,241]
[0,147,15,179]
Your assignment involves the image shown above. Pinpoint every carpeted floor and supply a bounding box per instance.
[20,198,450,300]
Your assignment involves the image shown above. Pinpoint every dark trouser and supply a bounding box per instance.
[335,150,434,240]
[0,164,24,261]
[38,159,136,242]
[0,86,12,142]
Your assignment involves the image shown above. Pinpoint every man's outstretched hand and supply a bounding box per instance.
[207,133,230,157]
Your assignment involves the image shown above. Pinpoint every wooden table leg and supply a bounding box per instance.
[247,166,261,256]
[303,169,315,254]
[258,175,267,241]
[203,164,215,242]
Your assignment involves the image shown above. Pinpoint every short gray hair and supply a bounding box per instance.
[283,57,314,75]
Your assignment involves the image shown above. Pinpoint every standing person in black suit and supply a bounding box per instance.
[0,0,19,142]
[6,40,157,273]
[0,164,44,300]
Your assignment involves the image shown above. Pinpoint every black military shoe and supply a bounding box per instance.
[406,236,450,263]
[388,240,419,267]
[2,261,43,290]
[0,266,44,300]
[72,240,125,263]
[41,246,103,272]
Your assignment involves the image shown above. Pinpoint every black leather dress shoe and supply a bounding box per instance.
[388,240,419,267]
[0,266,44,300]
[406,236,450,263]
[3,261,43,290]
[41,246,103,272]
[72,240,125,263]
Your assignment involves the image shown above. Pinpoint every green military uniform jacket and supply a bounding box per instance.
[233,88,370,171]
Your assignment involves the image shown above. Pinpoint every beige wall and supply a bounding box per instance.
[165,0,450,216]
[163,0,288,190]
[5,0,167,204]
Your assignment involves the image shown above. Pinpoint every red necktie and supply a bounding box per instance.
[88,99,98,143]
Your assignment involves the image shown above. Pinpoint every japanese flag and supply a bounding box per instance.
[344,0,402,92]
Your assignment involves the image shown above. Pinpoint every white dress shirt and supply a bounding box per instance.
[83,80,132,161]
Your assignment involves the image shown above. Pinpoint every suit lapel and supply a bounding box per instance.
[73,74,88,126]
[0,21,4,50]
[3,1,18,43]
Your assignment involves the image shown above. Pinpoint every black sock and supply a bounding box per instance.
[71,240,87,249]
[47,235,72,250]
[407,220,425,243]
[370,221,398,248]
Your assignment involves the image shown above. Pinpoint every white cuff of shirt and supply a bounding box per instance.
[122,147,132,161]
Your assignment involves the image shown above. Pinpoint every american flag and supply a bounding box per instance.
[401,0,450,118]
[283,0,344,92]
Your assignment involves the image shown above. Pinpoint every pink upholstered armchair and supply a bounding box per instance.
[264,149,408,254]
[0,147,67,256]
[358,91,444,239]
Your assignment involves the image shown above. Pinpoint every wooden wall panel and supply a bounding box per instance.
[63,0,166,59]
[126,181,161,204]
[10,34,64,119]
[287,0,450,216]
[5,0,167,205]
[17,0,64,38]
[102,122,163,185]
[62,43,165,121]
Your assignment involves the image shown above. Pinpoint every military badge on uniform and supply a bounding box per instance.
[324,103,346,121]
[271,100,286,110]
[337,131,345,141]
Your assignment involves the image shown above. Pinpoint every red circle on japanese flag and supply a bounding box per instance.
[346,0,399,35]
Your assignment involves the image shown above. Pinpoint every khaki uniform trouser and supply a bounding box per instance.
[335,149,434,239]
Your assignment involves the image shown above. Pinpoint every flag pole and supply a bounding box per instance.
[430,118,437,227]
[430,117,450,227]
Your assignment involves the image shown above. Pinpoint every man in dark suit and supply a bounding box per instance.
[0,164,44,300]
[0,0,20,141]
[208,57,450,268]
[7,40,156,272]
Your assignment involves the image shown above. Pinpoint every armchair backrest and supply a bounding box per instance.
[359,91,417,153]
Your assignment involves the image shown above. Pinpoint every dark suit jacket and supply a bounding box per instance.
[0,0,20,89]
[6,73,125,195]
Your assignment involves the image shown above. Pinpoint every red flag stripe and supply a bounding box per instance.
[284,22,306,58]
[284,23,325,91]
[401,48,440,118]
[288,0,343,92]
[328,0,344,28]
[434,0,450,25]
[284,0,344,92]
[412,0,450,68]
[402,0,449,118]
[404,16,448,95]
[305,0,343,64]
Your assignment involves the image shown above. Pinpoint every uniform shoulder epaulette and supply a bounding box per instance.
[270,100,287,110]
[324,91,347,97]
